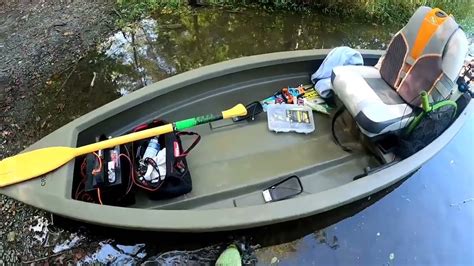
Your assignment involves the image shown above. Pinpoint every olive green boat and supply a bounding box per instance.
[1,6,473,232]
[0,48,471,232]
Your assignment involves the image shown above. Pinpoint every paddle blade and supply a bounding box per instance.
[0,147,77,187]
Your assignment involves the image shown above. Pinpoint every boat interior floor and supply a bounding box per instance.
[132,110,381,210]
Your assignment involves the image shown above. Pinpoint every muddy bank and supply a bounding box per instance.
[0,0,116,147]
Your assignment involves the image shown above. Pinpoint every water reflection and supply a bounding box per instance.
[30,7,396,140]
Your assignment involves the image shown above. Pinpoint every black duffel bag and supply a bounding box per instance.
[130,120,200,200]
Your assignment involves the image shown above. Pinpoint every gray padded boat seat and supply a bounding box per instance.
[332,6,468,137]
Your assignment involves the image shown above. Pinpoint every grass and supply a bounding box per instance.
[116,0,473,32]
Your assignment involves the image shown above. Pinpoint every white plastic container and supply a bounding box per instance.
[267,104,315,134]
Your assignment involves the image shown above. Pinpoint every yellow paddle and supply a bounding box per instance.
[0,104,247,187]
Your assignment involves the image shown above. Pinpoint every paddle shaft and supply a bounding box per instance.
[76,113,224,156]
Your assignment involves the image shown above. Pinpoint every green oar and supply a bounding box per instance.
[0,104,247,187]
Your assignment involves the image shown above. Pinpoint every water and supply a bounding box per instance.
[29,7,473,265]
[255,114,474,265]
[31,7,395,139]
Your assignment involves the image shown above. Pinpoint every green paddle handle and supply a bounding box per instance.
[174,104,247,131]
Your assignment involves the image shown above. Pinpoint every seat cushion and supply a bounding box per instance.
[365,78,404,105]
[332,65,414,137]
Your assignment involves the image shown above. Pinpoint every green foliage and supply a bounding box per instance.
[116,0,473,32]
[318,0,473,29]
[116,0,170,27]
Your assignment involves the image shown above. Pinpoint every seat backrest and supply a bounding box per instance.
[379,6,468,106]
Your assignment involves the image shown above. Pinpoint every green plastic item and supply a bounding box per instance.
[406,91,457,135]
[420,91,432,112]
[175,114,224,131]
[175,118,198,131]
[215,244,242,266]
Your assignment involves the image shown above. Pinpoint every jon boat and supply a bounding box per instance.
[0,7,472,232]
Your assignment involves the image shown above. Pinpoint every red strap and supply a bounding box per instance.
[175,131,201,158]
[133,124,148,132]
[133,120,165,132]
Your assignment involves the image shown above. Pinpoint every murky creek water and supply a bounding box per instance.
[26,7,474,264]
[31,7,394,137]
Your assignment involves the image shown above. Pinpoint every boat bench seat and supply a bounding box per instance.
[332,6,468,138]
